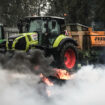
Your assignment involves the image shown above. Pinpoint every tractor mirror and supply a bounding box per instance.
[52,21,56,29]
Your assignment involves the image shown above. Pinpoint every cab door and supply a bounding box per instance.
[48,20,61,45]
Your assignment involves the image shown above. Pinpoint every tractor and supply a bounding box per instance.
[0,24,6,52]
[6,16,78,71]
[0,24,5,43]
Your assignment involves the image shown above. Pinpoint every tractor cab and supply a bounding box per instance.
[18,16,65,47]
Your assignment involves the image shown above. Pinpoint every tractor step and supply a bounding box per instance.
[35,45,55,50]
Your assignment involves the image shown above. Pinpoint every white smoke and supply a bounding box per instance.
[0,67,47,105]
[50,65,105,105]
[0,65,105,105]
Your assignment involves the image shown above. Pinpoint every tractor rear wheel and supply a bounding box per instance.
[59,43,78,72]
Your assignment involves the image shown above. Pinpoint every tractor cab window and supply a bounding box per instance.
[29,20,47,33]
[48,20,60,36]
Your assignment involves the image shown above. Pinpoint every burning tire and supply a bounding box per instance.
[58,43,78,72]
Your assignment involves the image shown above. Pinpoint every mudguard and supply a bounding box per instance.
[53,35,66,48]
[53,35,77,50]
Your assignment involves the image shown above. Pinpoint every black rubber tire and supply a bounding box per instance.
[57,42,78,72]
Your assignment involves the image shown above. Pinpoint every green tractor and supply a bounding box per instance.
[6,16,78,71]
[0,24,5,43]
[0,24,6,52]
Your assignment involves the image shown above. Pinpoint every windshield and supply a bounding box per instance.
[21,19,47,33]
[29,20,47,33]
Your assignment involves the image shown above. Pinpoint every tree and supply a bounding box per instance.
[47,0,105,26]
[0,0,47,26]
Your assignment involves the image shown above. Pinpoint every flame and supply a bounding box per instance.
[54,68,71,80]
[40,74,54,86]
[42,77,54,86]
[39,69,71,97]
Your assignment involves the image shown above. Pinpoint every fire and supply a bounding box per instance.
[42,77,54,86]
[40,74,54,86]
[34,64,72,97]
[54,68,71,80]
[39,68,71,86]
[39,69,71,97]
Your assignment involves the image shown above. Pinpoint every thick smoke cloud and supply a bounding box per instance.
[0,50,55,76]
[0,50,105,105]
[0,65,105,105]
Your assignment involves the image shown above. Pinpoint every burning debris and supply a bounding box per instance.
[54,68,71,80]
[40,73,54,86]
[0,49,74,98]
[0,50,71,86]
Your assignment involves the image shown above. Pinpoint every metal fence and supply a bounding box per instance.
[4,27,19,38]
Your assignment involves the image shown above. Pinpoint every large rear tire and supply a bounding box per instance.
[58,43,78,72]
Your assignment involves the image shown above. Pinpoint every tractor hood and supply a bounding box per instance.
[9,32,38,41]
[7,32,38,51]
